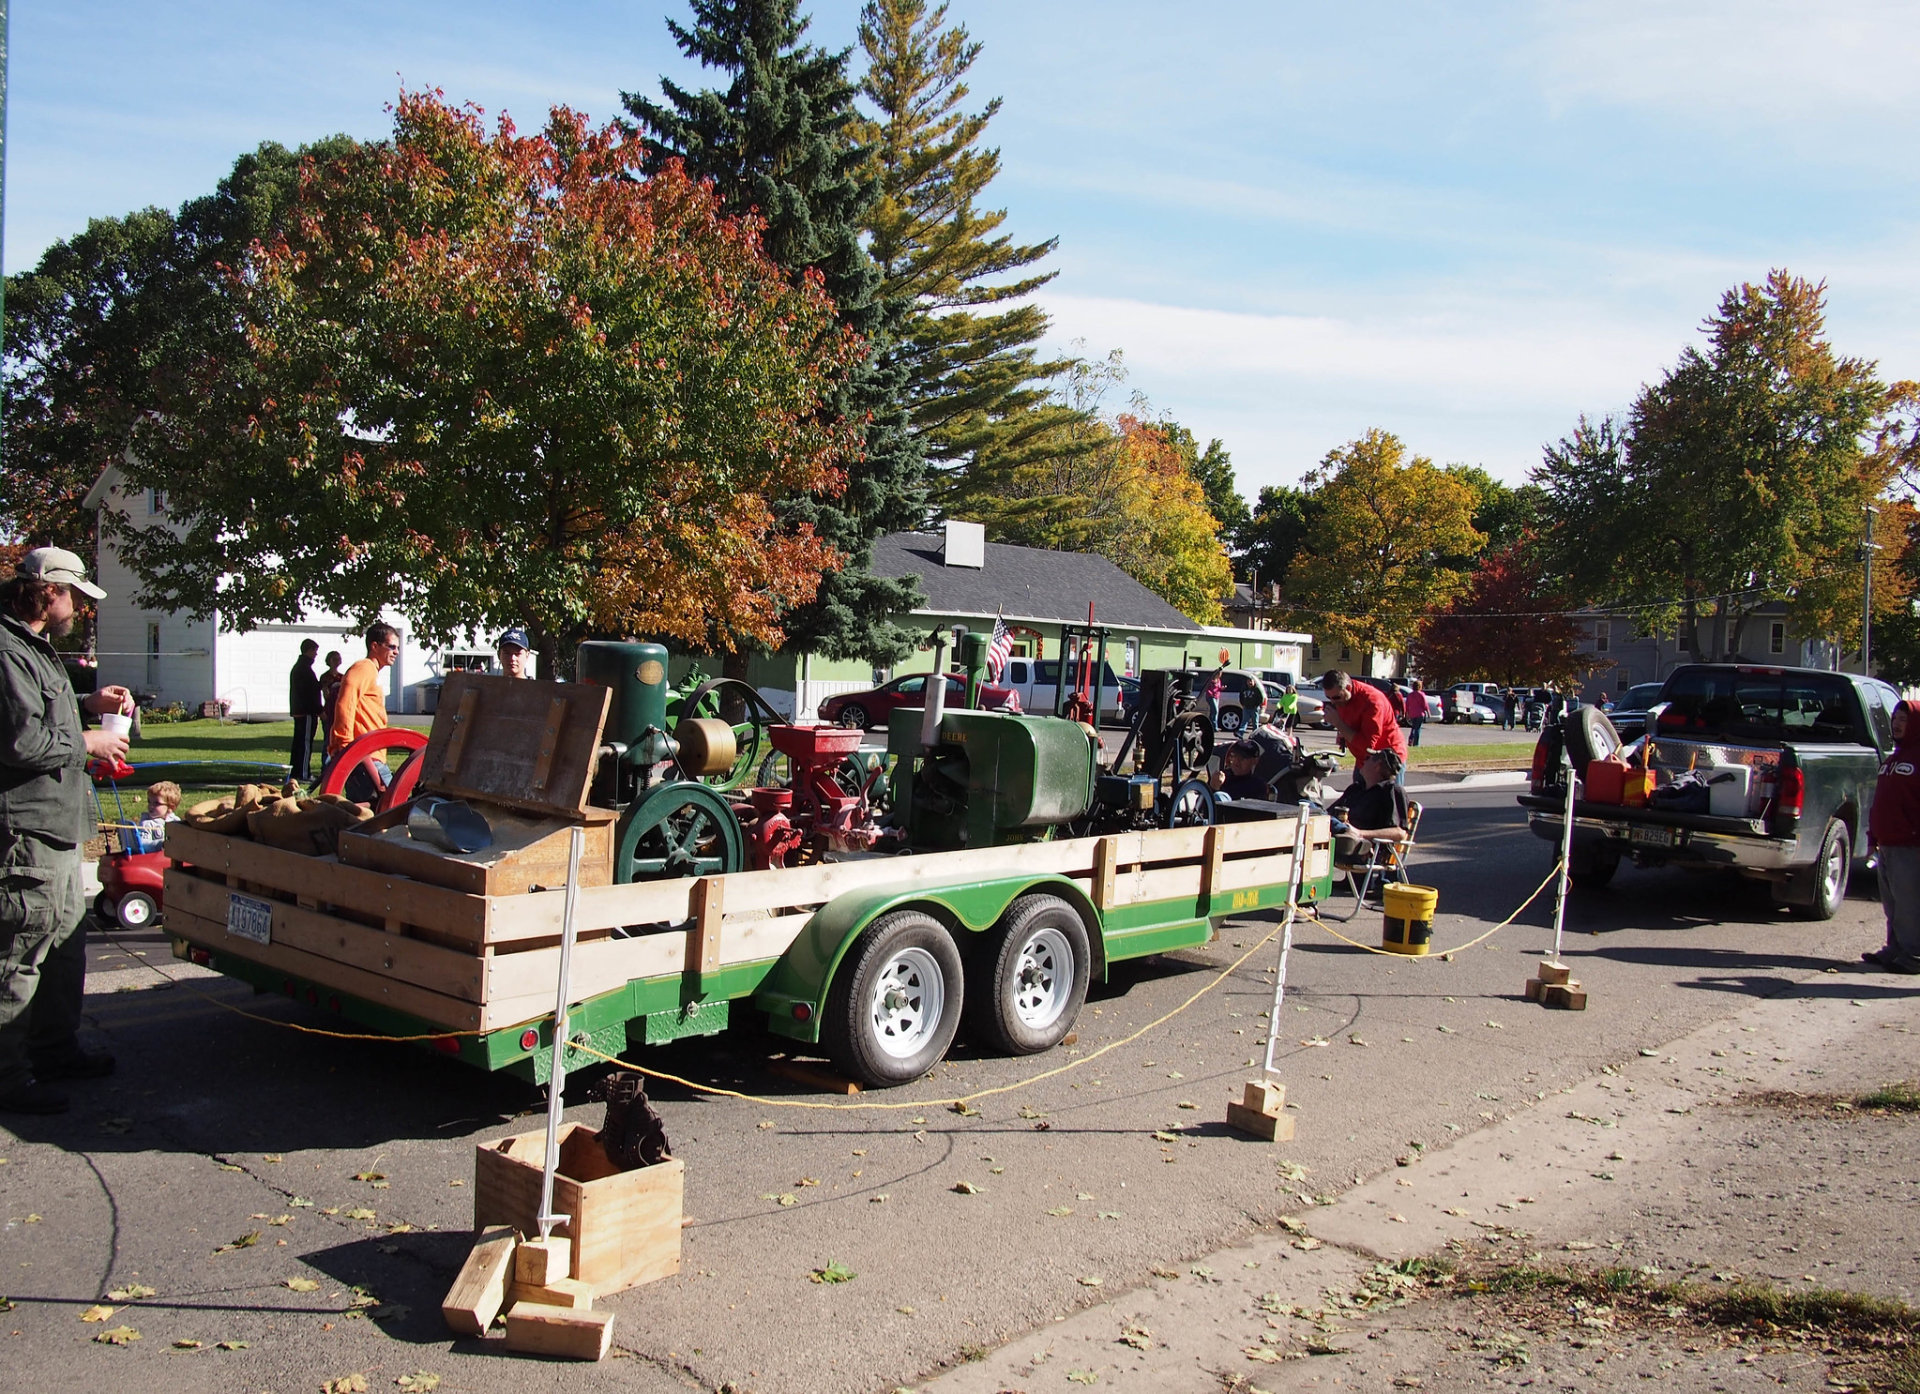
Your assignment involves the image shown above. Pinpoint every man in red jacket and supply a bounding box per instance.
[1320,670,1408,775]
[1865,697,1920,974]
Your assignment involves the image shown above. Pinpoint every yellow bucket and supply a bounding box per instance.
[1381,883,1438,955]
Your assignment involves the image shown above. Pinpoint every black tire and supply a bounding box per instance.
[1793,819,1850,921]
[1217,706,1244,734]
[823,910,964,1087]
[1569,847,1620,890]
[94,890,117,925]
[968,895,1092,1055]
[116,891,159,930]
[836,703,870,731]
[1563,707,1621,775]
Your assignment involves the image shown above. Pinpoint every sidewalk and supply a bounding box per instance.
[920,972,1919,1392]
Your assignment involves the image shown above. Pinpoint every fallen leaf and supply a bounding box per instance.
[263,1154,284,1163]
[352,1171,385,1183]
[1292,1236,1322,1251]
[344,1208,376,1221]
[1077,1274,1103,1288]
[1244,1345,1284,1363]
[949,1101,980,1117]
[80,1305,117,1323]
[385,1223,413,1234]
[808,1260,856,1284]
[1067,1371,1099,1385]
[23,1214,40,1224]
[1046,1206,1074,1217]
[216,1340,248,1350]
[869,1194,890,1204]
[93,1325,141,1345]
[1098,1211,1122,1221]
[286,1278,320,1292]
[106,1284,156,1301]
[290,1197,314,1208]
[1150,1266,1179,1280]
[777,1194,797,1207]
[1177,1100,1198,1110]
[1152,1130,1178,1142]
[1638,1048,1660,1057]
[212,1232,260,1254]
[173,1338,205,1349]
[322,1377,369,1394]
[1444,1207,1471,1217]
[1017,1105,1046,1120]
[1278,1216,1308,1234]
[1118,1323,1153,1350]
[951,1181,983,1195]
[756,1120,775,1130]
[269,1215,292,1226]
[795,1177,819,1187]
[395,1376,441,1393]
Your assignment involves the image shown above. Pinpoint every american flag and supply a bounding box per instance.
[986,614,1014,680]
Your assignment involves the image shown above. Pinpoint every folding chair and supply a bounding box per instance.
[1324,800,1423,921]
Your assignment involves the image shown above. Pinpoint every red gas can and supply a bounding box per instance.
[1584,756,1628,805]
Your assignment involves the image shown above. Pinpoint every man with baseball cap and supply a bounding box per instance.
[1,547,135,1113]
[497,627,531,679]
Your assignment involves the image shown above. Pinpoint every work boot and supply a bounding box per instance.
[1884,957,1920,977]
[30,1048,116,1082]
[1862,947,1898,966]
[0,1081,71,1115]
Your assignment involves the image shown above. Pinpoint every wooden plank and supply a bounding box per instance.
[167,872,487,1002]
[339,807,615,896]
[441,1224,517,1337]
[419,672,610,818]
[165,823,489,945]
[529,696,569,791]
[688,876,723,980]
[1226,1101,1297,1141]
[167,906,488,1031]
[1092,837,1117,912]
[508,1276,594,1310]
[517,1237,571,1287]
[441,686,480,776]
[502,1302,614,1360]
[1198,826,1224,911]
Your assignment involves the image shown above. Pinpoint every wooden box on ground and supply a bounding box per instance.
[474,1123,681,1297]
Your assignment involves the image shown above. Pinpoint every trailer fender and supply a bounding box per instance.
[753,874,1102,1044]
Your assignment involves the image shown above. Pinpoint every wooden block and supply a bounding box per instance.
[502,1301,615,1361]
[1523,978,1545,1002]
[1227,1101,1297,1141]
[516,1236,572,1287]
[770,1059,862,1095]
[508,1276,594,1310]
[1543,983,1588,1011]
[1536,960,1573,986]
[688,875,724,980]
[441,1224,517,1337]
[1240,1079,1286,1116]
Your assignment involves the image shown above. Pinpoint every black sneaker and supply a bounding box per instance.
[0,1081,70,1115]
[1884,957,1920,976]
[30,1049,116,1082]
[1862,947,1898,966]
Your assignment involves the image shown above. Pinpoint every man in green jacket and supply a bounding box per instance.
[1,548,134,1114]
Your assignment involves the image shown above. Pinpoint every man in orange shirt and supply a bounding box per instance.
[327,624,398,758]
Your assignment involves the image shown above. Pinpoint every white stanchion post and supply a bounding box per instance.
[1261,801,1313,1074]
[1549,746,1576,964]
[535,826,585,1242]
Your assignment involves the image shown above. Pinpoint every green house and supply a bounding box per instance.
[709,523,1311,719]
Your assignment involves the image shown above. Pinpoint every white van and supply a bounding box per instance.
[1000,657,1127,722]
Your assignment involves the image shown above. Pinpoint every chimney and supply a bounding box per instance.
[943,519,985,569]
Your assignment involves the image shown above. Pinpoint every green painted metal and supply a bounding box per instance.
[616,781,745,881]
[578,640,673,765]
[887,707,1097,852]
[640,996,731,1045]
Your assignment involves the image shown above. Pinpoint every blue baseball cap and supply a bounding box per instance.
[497,627,531,652]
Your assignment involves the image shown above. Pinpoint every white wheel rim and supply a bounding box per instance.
[869,946,945,1059]
[1011,926,1074,1030]
[1823,837,1846,902]
[121,896,152,928]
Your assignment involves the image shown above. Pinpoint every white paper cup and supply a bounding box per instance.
[101,712,132,738]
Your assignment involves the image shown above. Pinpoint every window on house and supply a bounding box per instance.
[1769,621,1786,656]
[148,489,166,515]
[1594,620,1611,653]
[1338,644,1351,662]
[1124,638,1139,676]
[1308,641,1321,663]
[1677,627,1693,653]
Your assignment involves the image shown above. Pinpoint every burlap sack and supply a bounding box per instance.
[246,796,373,857]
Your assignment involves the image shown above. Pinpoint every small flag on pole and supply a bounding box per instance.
[987,613,1013,680]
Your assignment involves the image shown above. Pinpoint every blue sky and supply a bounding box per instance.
[10,1,1918,497]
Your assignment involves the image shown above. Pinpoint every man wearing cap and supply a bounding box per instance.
[1328,748,1411,864]
[1210,738,1271,801]
[497,628,531,679]
[1,548,135,1114]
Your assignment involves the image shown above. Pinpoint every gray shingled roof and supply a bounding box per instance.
[871,532,1201,632]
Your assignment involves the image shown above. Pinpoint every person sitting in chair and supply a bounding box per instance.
[1328,748,1411,863]
[1210,738,1270,801]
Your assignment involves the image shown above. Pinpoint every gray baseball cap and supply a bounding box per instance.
[18,546,106,600]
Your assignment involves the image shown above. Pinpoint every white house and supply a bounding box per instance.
[82,464,522,718]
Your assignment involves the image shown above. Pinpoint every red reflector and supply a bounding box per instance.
[1530,741,1548,784]
[434,1036,461,1054]
[306,987,319,1004]
[190,948,211,967]
[792,1002,813,1022]
[283,979,296,997]
[519,1028,540,1050]
[327,996,341,1013]
[1779,765,1805,815]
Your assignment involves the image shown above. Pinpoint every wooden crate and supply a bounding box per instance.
[339,804,617,895]
[473,1123,682,1297]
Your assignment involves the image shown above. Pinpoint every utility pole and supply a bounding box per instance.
[1862,504,1881,675]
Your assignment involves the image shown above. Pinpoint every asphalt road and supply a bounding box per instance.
[7,784,1900,1393]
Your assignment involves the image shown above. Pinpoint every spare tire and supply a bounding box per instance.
[1563,706,1621,776]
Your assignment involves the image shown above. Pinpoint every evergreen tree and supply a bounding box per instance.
[852,0,1082,497]
[625,0,925,663]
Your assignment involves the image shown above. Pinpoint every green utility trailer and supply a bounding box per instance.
[162,813,1331,1088]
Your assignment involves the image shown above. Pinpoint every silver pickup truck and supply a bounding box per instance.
[1516,663,1900,918]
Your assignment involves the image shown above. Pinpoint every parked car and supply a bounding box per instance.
[999,656,1127,723]
[1293,680,1333,728]
[1216,669,1271,733]
[1519,663,1899,915]
[1444,681,1502,723]
[818,672,1019,730]
[1604,682,1667,744]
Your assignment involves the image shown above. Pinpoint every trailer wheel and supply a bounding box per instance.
[969,895,1091,1055]
[825,910,964,1086]
[1792,819,1851,921]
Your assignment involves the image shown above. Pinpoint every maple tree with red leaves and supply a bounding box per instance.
[115,90,862,672]
[1413,542,1603,688]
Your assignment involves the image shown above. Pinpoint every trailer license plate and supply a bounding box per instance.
[1632,827,1675,848]
[226,893,273,945]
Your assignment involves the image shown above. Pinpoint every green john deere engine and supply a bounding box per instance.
[887,706,1097,852]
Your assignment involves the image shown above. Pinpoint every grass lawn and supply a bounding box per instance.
[1404,740,1536,767]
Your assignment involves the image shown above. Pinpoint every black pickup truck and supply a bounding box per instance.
[1516,663,1901,918]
